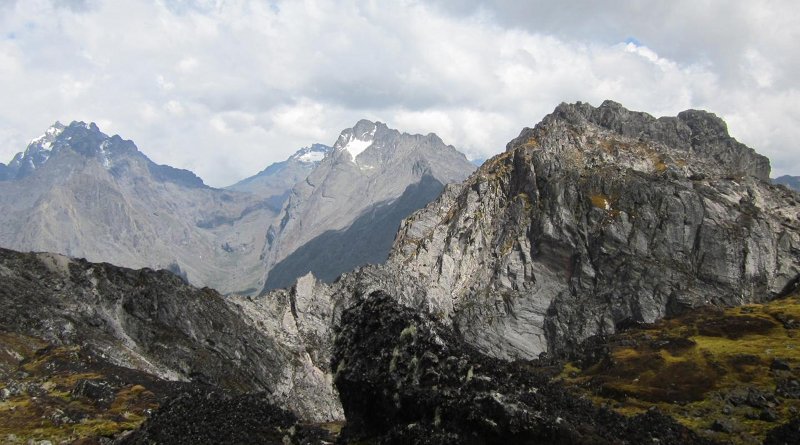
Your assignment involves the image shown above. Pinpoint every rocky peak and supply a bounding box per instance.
[288,143,332,164]
[2,120,205,188]
[352,118,380,138]
[524,100,771,181]
[4,121,66,179]
[261,120,475,292]
[387,100,799,359]
[332,119,383,162]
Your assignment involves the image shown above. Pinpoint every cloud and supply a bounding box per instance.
[0,0,797,186]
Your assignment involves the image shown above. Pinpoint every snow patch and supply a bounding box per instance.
[46,125,63,137]
[342,136,373,159]
[29,124,64,147]
[29,134,46,145]
[298,151,325,163]
[99,140,111,168]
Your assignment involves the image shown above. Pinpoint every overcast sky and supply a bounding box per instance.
[0,0,797,186]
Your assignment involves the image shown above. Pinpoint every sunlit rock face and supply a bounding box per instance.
[386,100,799,358]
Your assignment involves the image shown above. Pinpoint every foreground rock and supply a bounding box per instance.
[0,331,191,444]
[563,289,800,444]
[332,291,715,444]
[119,388,334,445]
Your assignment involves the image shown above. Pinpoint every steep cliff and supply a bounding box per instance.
[388,100,800,358]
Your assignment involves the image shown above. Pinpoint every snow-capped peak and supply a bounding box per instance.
[289,144,332,164]
[297,150,326,163]
[28,122,65,147]
[335,120,379,162]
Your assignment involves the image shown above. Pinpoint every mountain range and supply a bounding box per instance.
[0,120,475,295]
[0,121,274,294]
[0,101,798,443]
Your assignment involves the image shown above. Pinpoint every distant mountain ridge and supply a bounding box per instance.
[0,121,275,294]
[0,119,476,295]
[774,175,800,191]
[226,143,332,201]
[1,121,206,187]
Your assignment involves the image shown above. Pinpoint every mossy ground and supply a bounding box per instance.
[560,293,800,444]
[0,332,169,444]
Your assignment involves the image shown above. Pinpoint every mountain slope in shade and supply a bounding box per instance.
[261,119,476,292]
[774,175,800,192]
[264,174,445,290]
[0,121,276,294]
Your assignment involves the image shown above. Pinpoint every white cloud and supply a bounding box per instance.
[0,0,797,186]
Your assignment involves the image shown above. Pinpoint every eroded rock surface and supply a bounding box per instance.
[387,100,800,358]
[0,248,341,422]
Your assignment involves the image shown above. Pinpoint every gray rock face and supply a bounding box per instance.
[0,121,277,295]
[261,119,476,292]
[388,100,800,358]
[774,175,800,192]
[0,247,342,422]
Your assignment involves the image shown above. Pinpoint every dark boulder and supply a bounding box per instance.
[332,291,716,444]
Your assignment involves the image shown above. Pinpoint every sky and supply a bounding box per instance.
[0,0,798,187]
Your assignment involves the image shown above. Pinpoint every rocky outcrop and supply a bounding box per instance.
[261,119,475,291]
[332,291,714,444]
[387,100,800,358]
[119,387,333,445]
[0,248,341,422]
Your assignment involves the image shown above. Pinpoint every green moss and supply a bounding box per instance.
[0,332,160,443]
[562,293,800,444]
[400,324,417,340]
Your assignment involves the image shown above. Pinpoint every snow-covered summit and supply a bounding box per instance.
[289,143,332,164]
[334,119,381,162]
[28,121,66,149]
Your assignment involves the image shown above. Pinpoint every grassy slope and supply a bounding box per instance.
[560,292,800,444]
[0,331,182,444]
